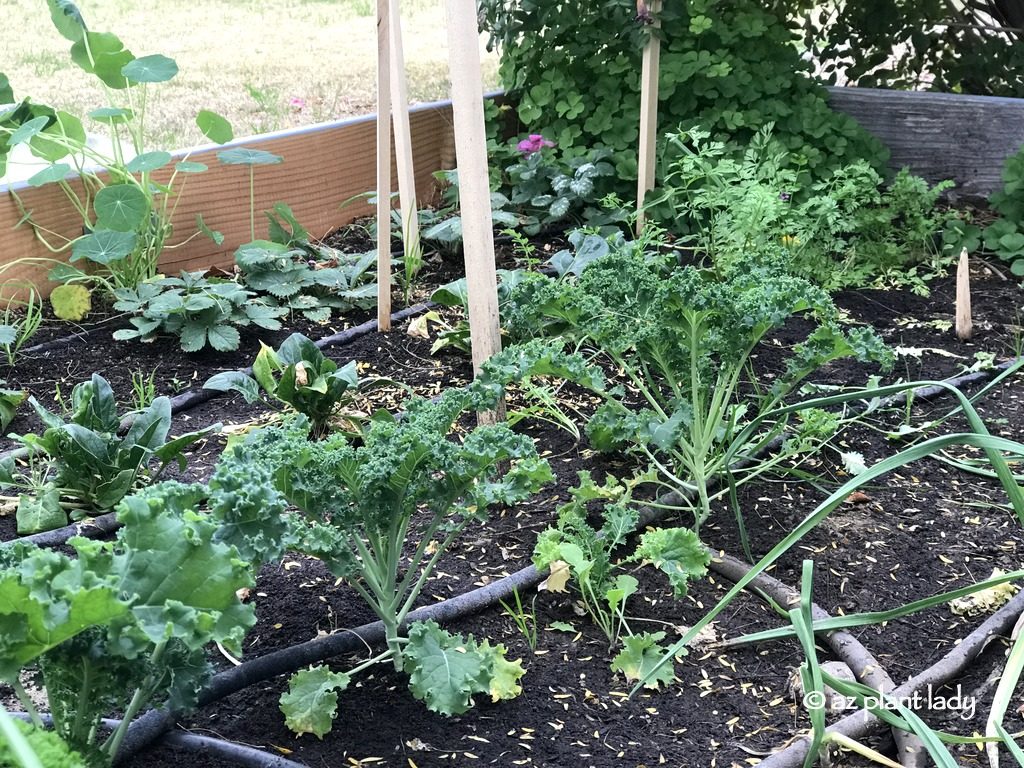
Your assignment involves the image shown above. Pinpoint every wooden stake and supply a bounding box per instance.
[388,0,422,277]
[444,0,504,423]
[956,247,973,341]
[635,0,662,233]
[376,0,392,330]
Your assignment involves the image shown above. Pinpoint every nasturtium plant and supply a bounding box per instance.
[0,0,236,294]
[479,0,887,187]
[982,146,1024,278]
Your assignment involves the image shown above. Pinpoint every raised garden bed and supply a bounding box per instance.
[2,230,1023,766]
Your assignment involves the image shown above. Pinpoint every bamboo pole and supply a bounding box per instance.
[635,0,662,233]
[387,0,422,285]
[956,248,973,341]
[444,0,504,423]
[376,0,392,330]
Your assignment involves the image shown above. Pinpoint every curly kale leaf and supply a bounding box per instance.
[403,620,524,716]
[209,443,291,564]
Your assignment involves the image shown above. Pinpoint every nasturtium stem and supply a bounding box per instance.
[249,167,255,242]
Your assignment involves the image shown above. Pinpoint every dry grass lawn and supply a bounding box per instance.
[1,0,500,150]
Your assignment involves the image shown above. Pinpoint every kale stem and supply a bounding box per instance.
[10,679,43,730]
[70,657,93,746]
[103,640,167,758]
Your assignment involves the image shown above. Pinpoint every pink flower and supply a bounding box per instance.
[517,134,555,154]
[288,96,306,112]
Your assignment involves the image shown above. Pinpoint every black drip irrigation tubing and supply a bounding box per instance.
[111,355,1024,764]
[9,714,309,768]
[19,313,134,357]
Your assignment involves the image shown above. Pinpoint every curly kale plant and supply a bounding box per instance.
[0,480,258,765]
[1,374,215,534]
[507,247,892,528]
[113,270,286,352]
[240,386,552,665]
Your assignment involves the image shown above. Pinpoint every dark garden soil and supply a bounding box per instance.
[2,253,1024,768]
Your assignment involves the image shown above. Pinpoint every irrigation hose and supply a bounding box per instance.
[708,552,925,768]
[8,351,1021,760]
[754,589,1024,768]
[7,714,311,768]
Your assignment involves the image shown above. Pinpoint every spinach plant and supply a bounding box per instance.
[0,0,234,295]
[112,270,286,352]
[0,382,25,432]
[0,480,258,765]
[205,332,373,437]
[0,374,215,534]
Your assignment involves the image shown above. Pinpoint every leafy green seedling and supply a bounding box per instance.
[205,332,375,437]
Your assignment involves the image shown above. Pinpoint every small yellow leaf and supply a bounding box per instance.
[539,560,570,592]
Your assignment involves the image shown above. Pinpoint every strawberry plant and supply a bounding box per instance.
[112,270,286,352]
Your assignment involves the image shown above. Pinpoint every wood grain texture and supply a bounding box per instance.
[0,103,454,295]
[827,87,1024,200]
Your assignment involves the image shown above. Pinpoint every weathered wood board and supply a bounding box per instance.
[827,87,1024,200]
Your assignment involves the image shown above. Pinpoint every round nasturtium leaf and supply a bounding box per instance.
[31,110,86,162]
[9,116,50,147]
[0,73,13,104]
[48,0,87,43]
[94,184,148,231]
[217,147,283,166]
[122,54,178,84]
[71,230,137,265]
[70,31,134,89]
[89,107,134,124]
[175,161,208,174]
[26,163,71,187]
[196,110,233,145]
[126,151,172,173]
